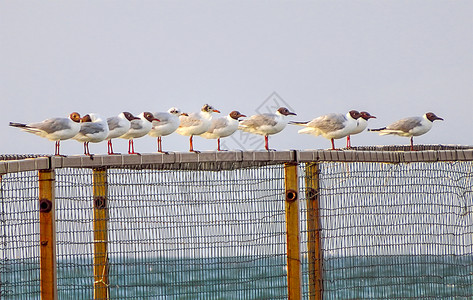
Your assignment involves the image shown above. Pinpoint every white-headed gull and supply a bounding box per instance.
[291,110,361,150]
[106,112,139,155]
[74,113,109,156]
[120,112,159,154]
[148,107,187,153]
[201,111,247,151]
[369,112,443,150]
[9,112,82,155]
[176,104,220,152]
[346,111,376,148]
[238,107,296,151]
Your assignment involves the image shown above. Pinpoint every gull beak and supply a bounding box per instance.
[213,109,221,113]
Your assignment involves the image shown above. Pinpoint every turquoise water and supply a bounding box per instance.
[2,256,472,299]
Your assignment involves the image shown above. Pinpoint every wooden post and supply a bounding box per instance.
[284,163,301,300]
[93,168,109,300]
[305,163,323,300]
[38,169,58,300]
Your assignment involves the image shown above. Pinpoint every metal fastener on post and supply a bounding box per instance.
[93,168,109,300]
[284,163,301,300]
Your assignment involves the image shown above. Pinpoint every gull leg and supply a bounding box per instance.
[217,138,221,151]
[331,139,336,150]
[128,139,140,155]
[55,141,60,156]
[410,137,414,151]
[264,136,269,151]
[346,135,351,148]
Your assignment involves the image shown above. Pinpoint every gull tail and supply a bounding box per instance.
[289,121,309,126]
[368,127,386,132]
[9,122,28,128]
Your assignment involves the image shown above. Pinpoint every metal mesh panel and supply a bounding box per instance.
[53,165,289,299]
[55,168,94,299]
[300,161,473,299]
[0,171,40,299]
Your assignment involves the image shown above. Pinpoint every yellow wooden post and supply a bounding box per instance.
[38,169,58,300]
[305,163,323,300]
[284,163,301,300]
[93,168,109,300]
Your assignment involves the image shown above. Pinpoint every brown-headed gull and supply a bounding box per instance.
[148,107,187,153]
[346,111,376,148]
[176,104,220,152]
[106,112,139,155]
[201,111,246,151]
[369,112,443,150]
[238,107,296,151]
[9,112,82,155]
[74,113,109,156]
[120,112,159,154]
[291,110,361,150]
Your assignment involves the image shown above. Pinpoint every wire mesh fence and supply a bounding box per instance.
[299,161,473,299]
[48,164,288,299]
[1,149,473,299]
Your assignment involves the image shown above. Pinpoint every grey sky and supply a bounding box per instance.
[1,1,472,155]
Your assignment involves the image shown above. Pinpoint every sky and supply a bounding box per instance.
[1,1,472,156]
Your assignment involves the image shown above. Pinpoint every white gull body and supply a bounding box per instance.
[74,113,109,155]
[106,112,139,154]
[9,112,82,155]
[120,112,159,154]
[346,111,376,148]
[291,110,361,150]
[369,112,443,150]
[176,104,220,152]
[148,107,184,153]
[201,111,246,151]
[238,107,296,150]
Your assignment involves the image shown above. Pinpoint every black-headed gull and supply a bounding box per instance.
[148,107,187,153]
[176,104,220,152]
[369,112,443,150]
[9,112,82,155]
[291,110,361,150]
[106,112,140,155]
[120,112,159,154]
[238,107,296,151]
[74,113,109,156]
[201,111,246,151]
[346,111,376,148]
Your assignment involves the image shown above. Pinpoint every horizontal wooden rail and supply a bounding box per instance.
[1,146,473,174]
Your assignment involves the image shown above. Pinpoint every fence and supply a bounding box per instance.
[1,146,473,299]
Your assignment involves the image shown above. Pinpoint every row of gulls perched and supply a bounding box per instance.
[9,107,443,155]
[291,111,443,150]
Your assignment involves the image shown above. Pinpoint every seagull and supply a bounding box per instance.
[201,111,247,151]
[368,112,443,150]
[120,112,159,154]
[74,113,109,156]
[290,110,361,150]
[176,104,220,152]
[346,111,376,148]
[148,107,187,153]
[106,112,139,155]
[9,112,82,155]
[238,107,296,151]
